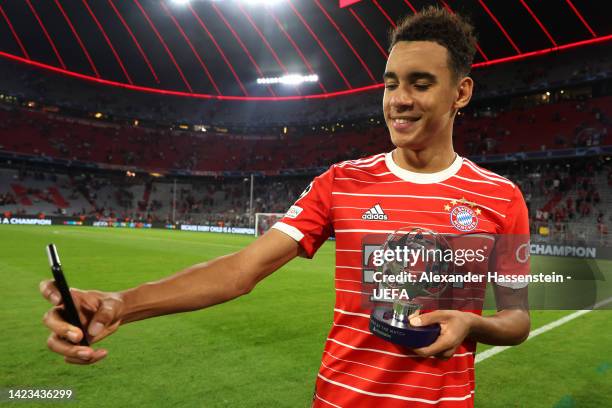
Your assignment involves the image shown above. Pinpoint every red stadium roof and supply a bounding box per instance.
[0,0,610,100]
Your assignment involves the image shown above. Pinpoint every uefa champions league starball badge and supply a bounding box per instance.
[369,227,453,348]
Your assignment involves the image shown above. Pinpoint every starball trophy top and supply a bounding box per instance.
[369,227,453,348]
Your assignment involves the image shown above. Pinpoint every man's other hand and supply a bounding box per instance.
[410,310,474,360]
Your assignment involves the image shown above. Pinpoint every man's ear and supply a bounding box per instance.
[454,76,473,110]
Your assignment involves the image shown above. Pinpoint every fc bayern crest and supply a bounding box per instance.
[445,198,480,232]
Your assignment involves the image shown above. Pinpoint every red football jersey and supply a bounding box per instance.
[273,152,529,407]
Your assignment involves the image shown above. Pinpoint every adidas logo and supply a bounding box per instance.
[362,204,388,221]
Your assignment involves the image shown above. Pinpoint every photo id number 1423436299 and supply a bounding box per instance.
[2,388,74,401]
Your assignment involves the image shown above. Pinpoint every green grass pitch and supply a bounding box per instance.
[0,225,610,407]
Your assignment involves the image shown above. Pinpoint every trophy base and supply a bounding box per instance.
[369,306,440,348]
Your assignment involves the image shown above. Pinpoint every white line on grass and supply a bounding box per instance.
[475,296,612,364]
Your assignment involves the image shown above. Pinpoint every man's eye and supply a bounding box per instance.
[414,83,431,90]
[384,83,398,89]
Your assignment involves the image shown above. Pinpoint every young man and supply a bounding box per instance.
[41,7,530,407]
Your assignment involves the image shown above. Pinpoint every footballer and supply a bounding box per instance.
[41,7,530,407]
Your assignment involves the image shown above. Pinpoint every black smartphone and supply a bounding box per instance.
[46,244,89,346]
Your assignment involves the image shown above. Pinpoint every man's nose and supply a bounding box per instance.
[389,91,414,110]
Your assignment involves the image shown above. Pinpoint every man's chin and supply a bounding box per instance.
[390,133,426,150]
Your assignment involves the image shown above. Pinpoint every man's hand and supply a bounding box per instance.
[40,279,124,365]
[410,311,475,360]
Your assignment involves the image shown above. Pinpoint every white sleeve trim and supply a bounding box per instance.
[495,280,529,289]
[272,222,305,242]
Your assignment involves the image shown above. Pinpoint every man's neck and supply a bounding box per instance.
[392,145,456,173]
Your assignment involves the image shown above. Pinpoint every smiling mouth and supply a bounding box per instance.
[389,117,420,131]
[390,115,421,124]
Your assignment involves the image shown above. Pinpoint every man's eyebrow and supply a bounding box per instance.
[382,71,437,82]
[382,72,397,81]
[408,72,437,82]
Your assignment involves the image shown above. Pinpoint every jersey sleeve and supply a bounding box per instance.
[502,185,530,236]
[492,185,531,290]
[271,166,334,258]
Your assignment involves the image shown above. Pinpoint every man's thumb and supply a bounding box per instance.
[410,311,442,327]
[88,301,117,337]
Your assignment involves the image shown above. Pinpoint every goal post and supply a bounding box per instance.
[254,212,285,237]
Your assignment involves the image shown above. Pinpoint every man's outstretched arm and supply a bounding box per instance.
[120,229,301,323]
[40,229,300,364]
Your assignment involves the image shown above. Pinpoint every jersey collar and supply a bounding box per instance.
[384,151,463,184]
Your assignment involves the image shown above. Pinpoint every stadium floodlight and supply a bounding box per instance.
[257,74,319,85]
[172,0,285,5]
[241,0,285,5]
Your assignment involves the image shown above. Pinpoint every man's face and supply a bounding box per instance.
[383,41,459,150]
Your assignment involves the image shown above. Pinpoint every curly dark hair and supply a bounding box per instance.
[389,6,477,80]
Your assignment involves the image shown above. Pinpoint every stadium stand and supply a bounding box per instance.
[0,95,609,172]
[1,155,610,246]
[0,42,609,127]
[0,42,610,245]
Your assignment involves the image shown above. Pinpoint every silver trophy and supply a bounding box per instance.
[369,227,452,348]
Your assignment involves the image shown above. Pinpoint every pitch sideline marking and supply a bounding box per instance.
[475,296,612,364]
